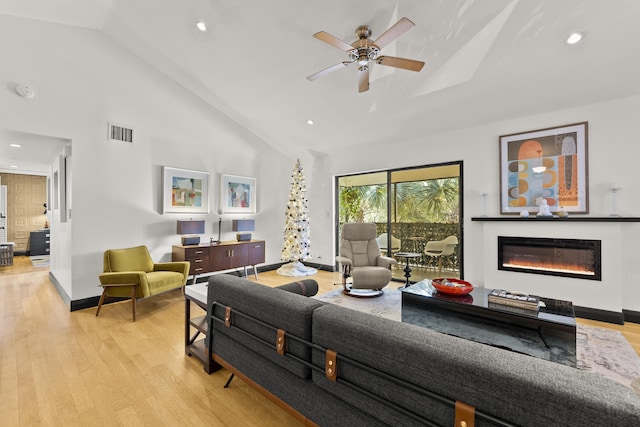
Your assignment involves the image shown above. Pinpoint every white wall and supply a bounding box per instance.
[326,94,640,312]
[0,15,296,302]
[2,14,639,313]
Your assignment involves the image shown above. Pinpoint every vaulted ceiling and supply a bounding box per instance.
[2,0,640,169]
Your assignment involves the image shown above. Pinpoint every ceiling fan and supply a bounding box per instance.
[307,17,425,93]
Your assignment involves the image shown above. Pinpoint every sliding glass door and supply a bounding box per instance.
[336,162,463,283]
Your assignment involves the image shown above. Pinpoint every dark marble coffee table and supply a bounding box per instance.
[400,281,577,366]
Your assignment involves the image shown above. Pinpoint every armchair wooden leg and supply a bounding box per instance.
[96,283,138,321]
[96,289,107,317]
[131,285,136,322]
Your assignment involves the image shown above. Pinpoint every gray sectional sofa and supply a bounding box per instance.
[206,274,640,426]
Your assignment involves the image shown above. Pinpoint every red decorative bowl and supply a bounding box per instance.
[432,278,474,296]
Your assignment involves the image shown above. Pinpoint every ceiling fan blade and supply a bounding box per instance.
[307,62,351,81]
[313,31,355,52]
[376,56,425,72]
[358,67,370,93]
[372,17,415,49]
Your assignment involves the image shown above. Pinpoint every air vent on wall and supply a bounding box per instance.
[108,122,134,143]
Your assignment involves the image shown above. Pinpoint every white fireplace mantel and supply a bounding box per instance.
[471,217,640,317]
[471,217,640,223]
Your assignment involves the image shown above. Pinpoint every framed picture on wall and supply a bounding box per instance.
[162,166,210,214]
[499,122,589,214]
[219,174,256,214]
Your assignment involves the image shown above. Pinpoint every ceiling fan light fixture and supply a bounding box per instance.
[307,17,424,93]
[566,32,583,45]
[195,21,207,32]
[306,119,314,125]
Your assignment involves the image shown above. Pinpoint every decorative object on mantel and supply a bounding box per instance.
[536,197,553,217]
[278,159,317,277]
[472,216,640,222]
[499,122,589,215]
[480,189,488,217]
[557,207,569,218]
[520,210,529,218]
[609,182,622,217]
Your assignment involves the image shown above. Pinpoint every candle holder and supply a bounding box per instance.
[609,183,622,217]
[480,189,488,217]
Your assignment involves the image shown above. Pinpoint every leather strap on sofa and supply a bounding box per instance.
[295,281,307,295]
[455,400,476,427]
[225,306,232,327]
[276,329,286,355]
[325,349,338,381]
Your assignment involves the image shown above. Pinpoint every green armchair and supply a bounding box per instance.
[96,245,190,321]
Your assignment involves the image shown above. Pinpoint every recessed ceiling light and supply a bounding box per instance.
[9,143,22,148]
[196,21,207,32]
[307,119,314,125]
[10,165,18,168]
[566,32,584,45]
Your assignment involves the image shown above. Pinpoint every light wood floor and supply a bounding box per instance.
[1,257,639,426]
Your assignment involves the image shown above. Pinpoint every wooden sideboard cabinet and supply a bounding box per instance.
[172,240,265,282]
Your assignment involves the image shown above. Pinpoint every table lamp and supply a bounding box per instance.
[232,219,254,241]
[177,220,205,245]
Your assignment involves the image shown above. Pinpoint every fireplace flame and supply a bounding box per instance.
[498,237,601,281]
[503,259,595,276]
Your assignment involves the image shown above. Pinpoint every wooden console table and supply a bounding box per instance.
[172,240,265,284]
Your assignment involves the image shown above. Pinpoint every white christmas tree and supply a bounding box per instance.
[277,159,317,276]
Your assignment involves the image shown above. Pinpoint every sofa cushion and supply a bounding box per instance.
[312,304,640,427]
[207,274,325,379]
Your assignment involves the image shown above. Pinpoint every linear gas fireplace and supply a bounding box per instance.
[498,236,601,281]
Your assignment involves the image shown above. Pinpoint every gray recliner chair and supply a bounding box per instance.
[336,223,397,297]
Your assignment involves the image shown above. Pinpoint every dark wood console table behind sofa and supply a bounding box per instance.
[172,240,265,283]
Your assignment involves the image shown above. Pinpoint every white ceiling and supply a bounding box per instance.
[1,0,640,171]
[0,130,69,175]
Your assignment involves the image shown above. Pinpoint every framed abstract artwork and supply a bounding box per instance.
[499,122,589,214]
[219,174,256,214]
[162,166,210,214]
